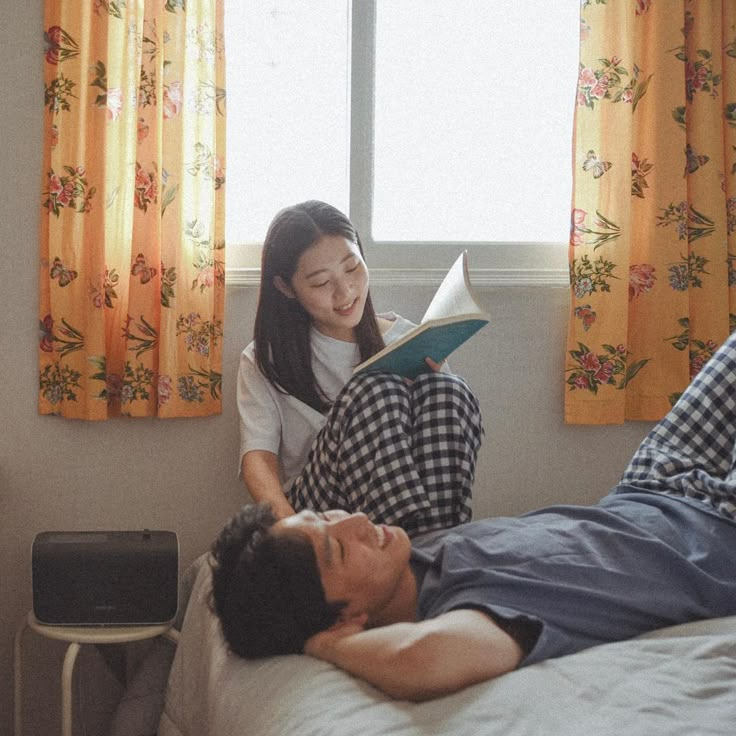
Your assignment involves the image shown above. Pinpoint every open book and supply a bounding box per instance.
[354,251,489,379]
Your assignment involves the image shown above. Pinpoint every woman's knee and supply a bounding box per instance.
[337,371,409,405]
[328,372,412,427]
[413,372,481,410]
[413,371,471,393]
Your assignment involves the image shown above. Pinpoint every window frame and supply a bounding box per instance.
[226,0,569,289]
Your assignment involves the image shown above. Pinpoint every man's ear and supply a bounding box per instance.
[274,275,295,299]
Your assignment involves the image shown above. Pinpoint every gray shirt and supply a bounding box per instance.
[411,488,736,666]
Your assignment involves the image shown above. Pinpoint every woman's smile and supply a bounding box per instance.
[335,297,360,316]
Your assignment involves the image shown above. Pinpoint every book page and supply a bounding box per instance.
[420,251,485,324]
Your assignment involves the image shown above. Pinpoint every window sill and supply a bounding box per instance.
[225,265,569,289]
[225,240,569,289]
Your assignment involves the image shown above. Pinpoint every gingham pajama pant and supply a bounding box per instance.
[620,330,736,521]
[288,371,483,536]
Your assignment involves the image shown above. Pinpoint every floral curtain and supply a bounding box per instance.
[566,0,736,424]
[40,0,225,419]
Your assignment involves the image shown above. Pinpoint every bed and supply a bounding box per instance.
[143,555,736,736]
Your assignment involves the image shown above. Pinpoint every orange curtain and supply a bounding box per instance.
[566,0,736,424]
[40,0,225,419]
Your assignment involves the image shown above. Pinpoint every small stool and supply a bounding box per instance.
[14,611,176,736]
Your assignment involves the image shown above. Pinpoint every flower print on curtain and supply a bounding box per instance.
[566,0,736,424]
[39,0,226,419]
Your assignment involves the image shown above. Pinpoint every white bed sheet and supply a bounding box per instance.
[159,561,736,736]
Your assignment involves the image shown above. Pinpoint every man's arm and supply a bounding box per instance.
[304,609,523,701]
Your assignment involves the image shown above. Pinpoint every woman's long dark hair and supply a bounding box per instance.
[254,201,385,412]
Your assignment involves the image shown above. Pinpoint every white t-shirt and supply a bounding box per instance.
[236,312,416,490]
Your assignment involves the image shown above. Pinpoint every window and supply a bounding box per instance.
[225,1,579,278]
[225,1,350,245]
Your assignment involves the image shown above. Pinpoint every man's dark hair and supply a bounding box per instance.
[209,504,346,658]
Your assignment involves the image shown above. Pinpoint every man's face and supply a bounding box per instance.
[273,510,412,621]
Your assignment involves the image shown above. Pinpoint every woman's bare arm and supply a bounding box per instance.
[241,450,295,519]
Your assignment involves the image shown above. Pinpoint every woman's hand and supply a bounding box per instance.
[403,357,446,386]
[241,450,295,518]
[424,357,445,372]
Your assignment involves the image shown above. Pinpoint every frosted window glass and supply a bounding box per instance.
[225,2,350,244]
[373,1,579,242]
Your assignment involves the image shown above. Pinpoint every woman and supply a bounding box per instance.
[237,201,483,535]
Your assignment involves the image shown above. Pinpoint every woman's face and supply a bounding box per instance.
[276,234,369,342]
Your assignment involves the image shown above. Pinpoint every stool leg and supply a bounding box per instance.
[61,642,80,736]
[14,616,28,736]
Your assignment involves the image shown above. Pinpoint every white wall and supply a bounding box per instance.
[0,2,654,734]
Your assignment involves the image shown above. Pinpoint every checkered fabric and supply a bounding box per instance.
[620,330,736,521]
[289,371,483,536]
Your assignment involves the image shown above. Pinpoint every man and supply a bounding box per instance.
[210,333,736,702]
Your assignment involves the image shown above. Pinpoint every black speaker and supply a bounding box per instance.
[32,530,179,626]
